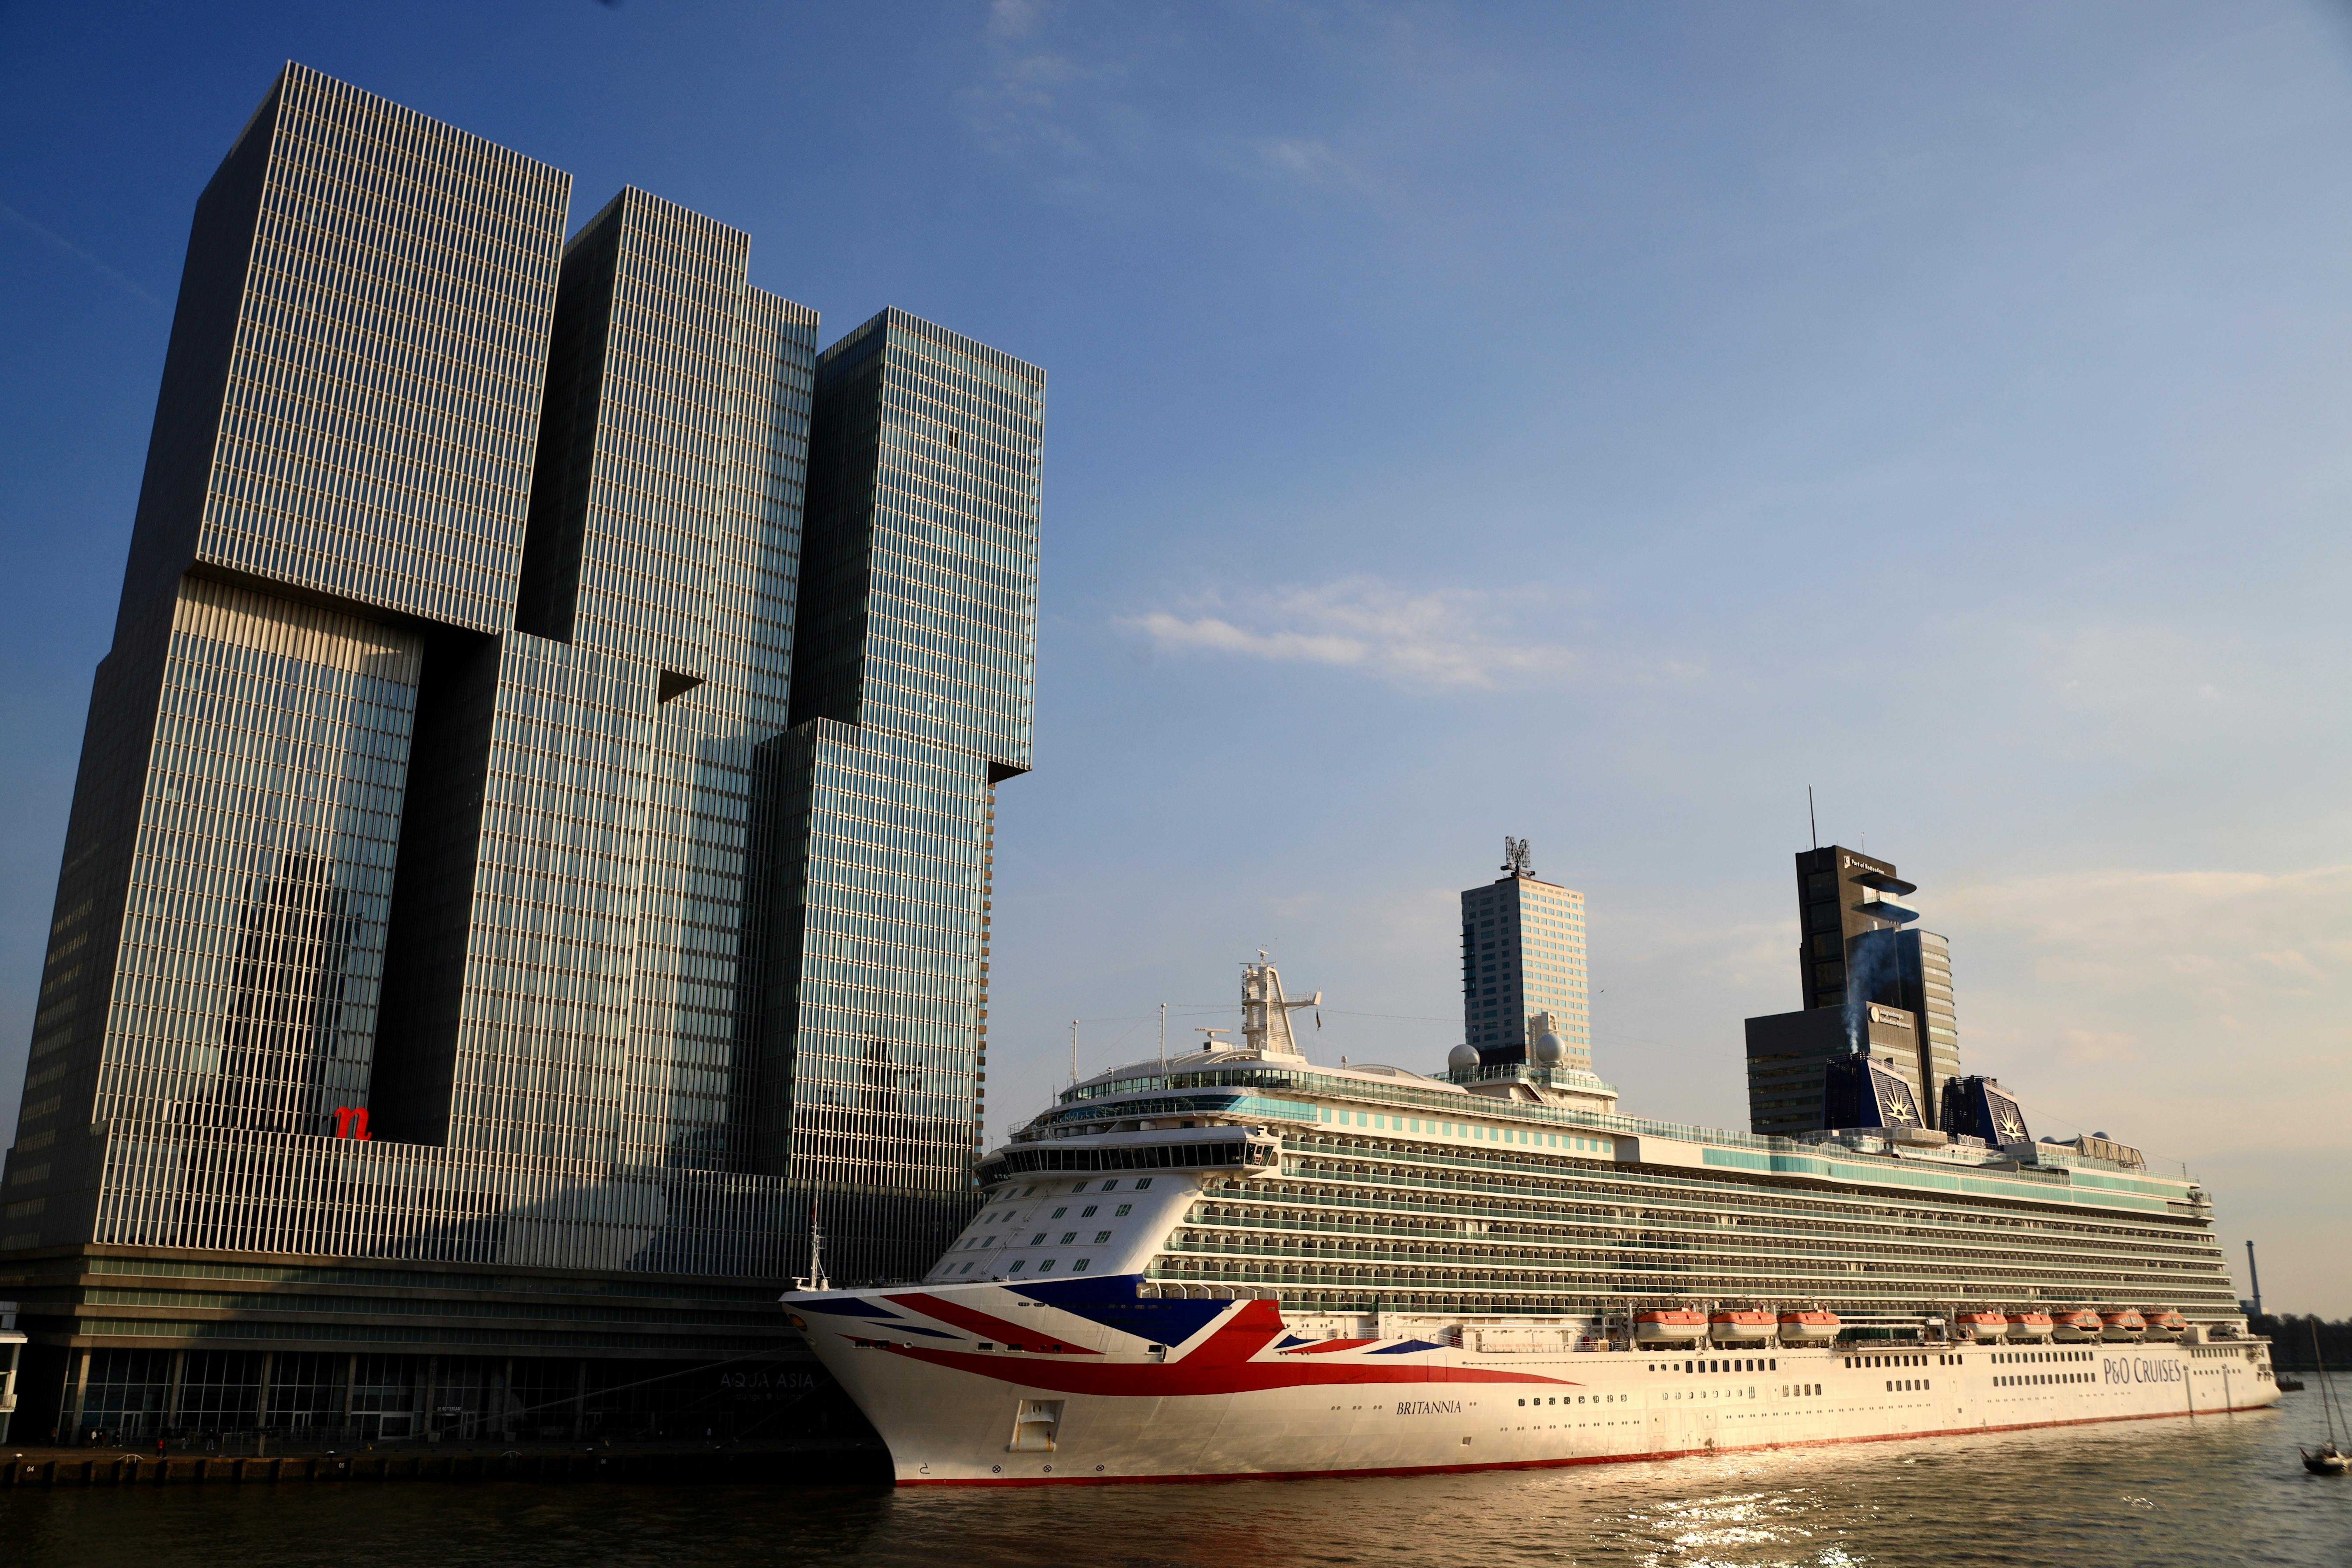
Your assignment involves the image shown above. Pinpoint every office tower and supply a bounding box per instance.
[1460,840,1590,1070]
[0,64,1038,1446]
[763,310,1044,1284]
[1849,926,1962,1123]
[1793,846,1916,1013]
[1746,845,1965,1136]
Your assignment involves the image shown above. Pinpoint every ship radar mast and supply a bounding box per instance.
[1241,951,1319,1060]
[792,1197,829,1292]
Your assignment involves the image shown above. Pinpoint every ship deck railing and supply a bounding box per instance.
[1250,1158,2219,1262]
[1174,1219,2217,1275]
[1161,1236,2222,1291]
[1193,1191,2224,1265]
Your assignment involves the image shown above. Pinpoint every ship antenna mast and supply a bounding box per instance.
[796,1197,830,1292]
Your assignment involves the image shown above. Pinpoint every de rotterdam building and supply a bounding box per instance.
[0,63,1041,1444]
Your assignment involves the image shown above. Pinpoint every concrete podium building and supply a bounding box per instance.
[0,64,1041,1444]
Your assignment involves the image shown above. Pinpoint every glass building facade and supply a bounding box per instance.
[765,311,1045,1284]
[1,64,1038,1443]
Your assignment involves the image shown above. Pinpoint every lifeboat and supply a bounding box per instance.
[2142,1309,2187,1342]
[2099,1309,2147,1342]
[2005,1310,2054,1341]
[2052,1308,2104,1343]
[1776,1307,1841,1344]
[1953,1310,2008,1342]
[1633,1308,1707,1346]
[1709,1309,1775,1345]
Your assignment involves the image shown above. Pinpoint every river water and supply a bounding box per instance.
[9,1402,2346,1567]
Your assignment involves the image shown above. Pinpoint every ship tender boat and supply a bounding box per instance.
[2052,1309,2104,1343]
[1634,1309,1707,1346]
[2099,1309,2147,1342]
[1953,1311,2007,1342]
[1710,1309,1775,1345]
[1776,1308,1841,1344]
[786,960,2279,1485]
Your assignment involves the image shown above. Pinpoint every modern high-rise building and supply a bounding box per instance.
[1746,845,1965,1136]
[1460,840,1590,1070]
[762,309,1042,1284]
[0,63,1039,1446]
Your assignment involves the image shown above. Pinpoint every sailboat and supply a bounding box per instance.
[2300,1320,2348,1475]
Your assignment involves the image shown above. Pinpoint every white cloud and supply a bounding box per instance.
[1944,865,2352,1015]
[988,0,1043,40]
[1126,576,1670,691]
[1918,865,2352,1180]
[1261,138,1368,190]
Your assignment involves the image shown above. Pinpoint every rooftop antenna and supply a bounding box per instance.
[1808,787,1818,851]
[1503,836,1532,876]
[1158,1001,1167,1066]
[1070,1018,1078,1088]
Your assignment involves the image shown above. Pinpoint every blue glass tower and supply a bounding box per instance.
[0,64,1040,1445]
[766,310,1044,1283]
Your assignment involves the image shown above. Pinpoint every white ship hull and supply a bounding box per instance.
[790,1277,2280,1486]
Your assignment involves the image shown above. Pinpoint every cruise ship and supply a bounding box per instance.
[786,959,2277,1484]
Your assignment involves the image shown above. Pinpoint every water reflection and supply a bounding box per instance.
[10,1405,2348,1568]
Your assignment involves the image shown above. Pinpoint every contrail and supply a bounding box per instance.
[0,200,166,309]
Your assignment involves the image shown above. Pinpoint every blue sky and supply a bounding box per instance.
[5,2,2350,1309]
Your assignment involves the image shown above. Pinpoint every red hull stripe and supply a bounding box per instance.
[896,1400,2277,1487]
[1280,1338,1378,1356]
[883,1292,1103,1354]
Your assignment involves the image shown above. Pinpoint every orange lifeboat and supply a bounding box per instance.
[1634,1308,1707,1346]
[1777,1307,1841,1344]
[2099,1309,2147,1342]
[2005,1310,2054,1341]
[1953,1310,2008,1342]
[2142,1309,2187,1342]
[2052,1308,2104,1343]
[1710,1309,1775,1345]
